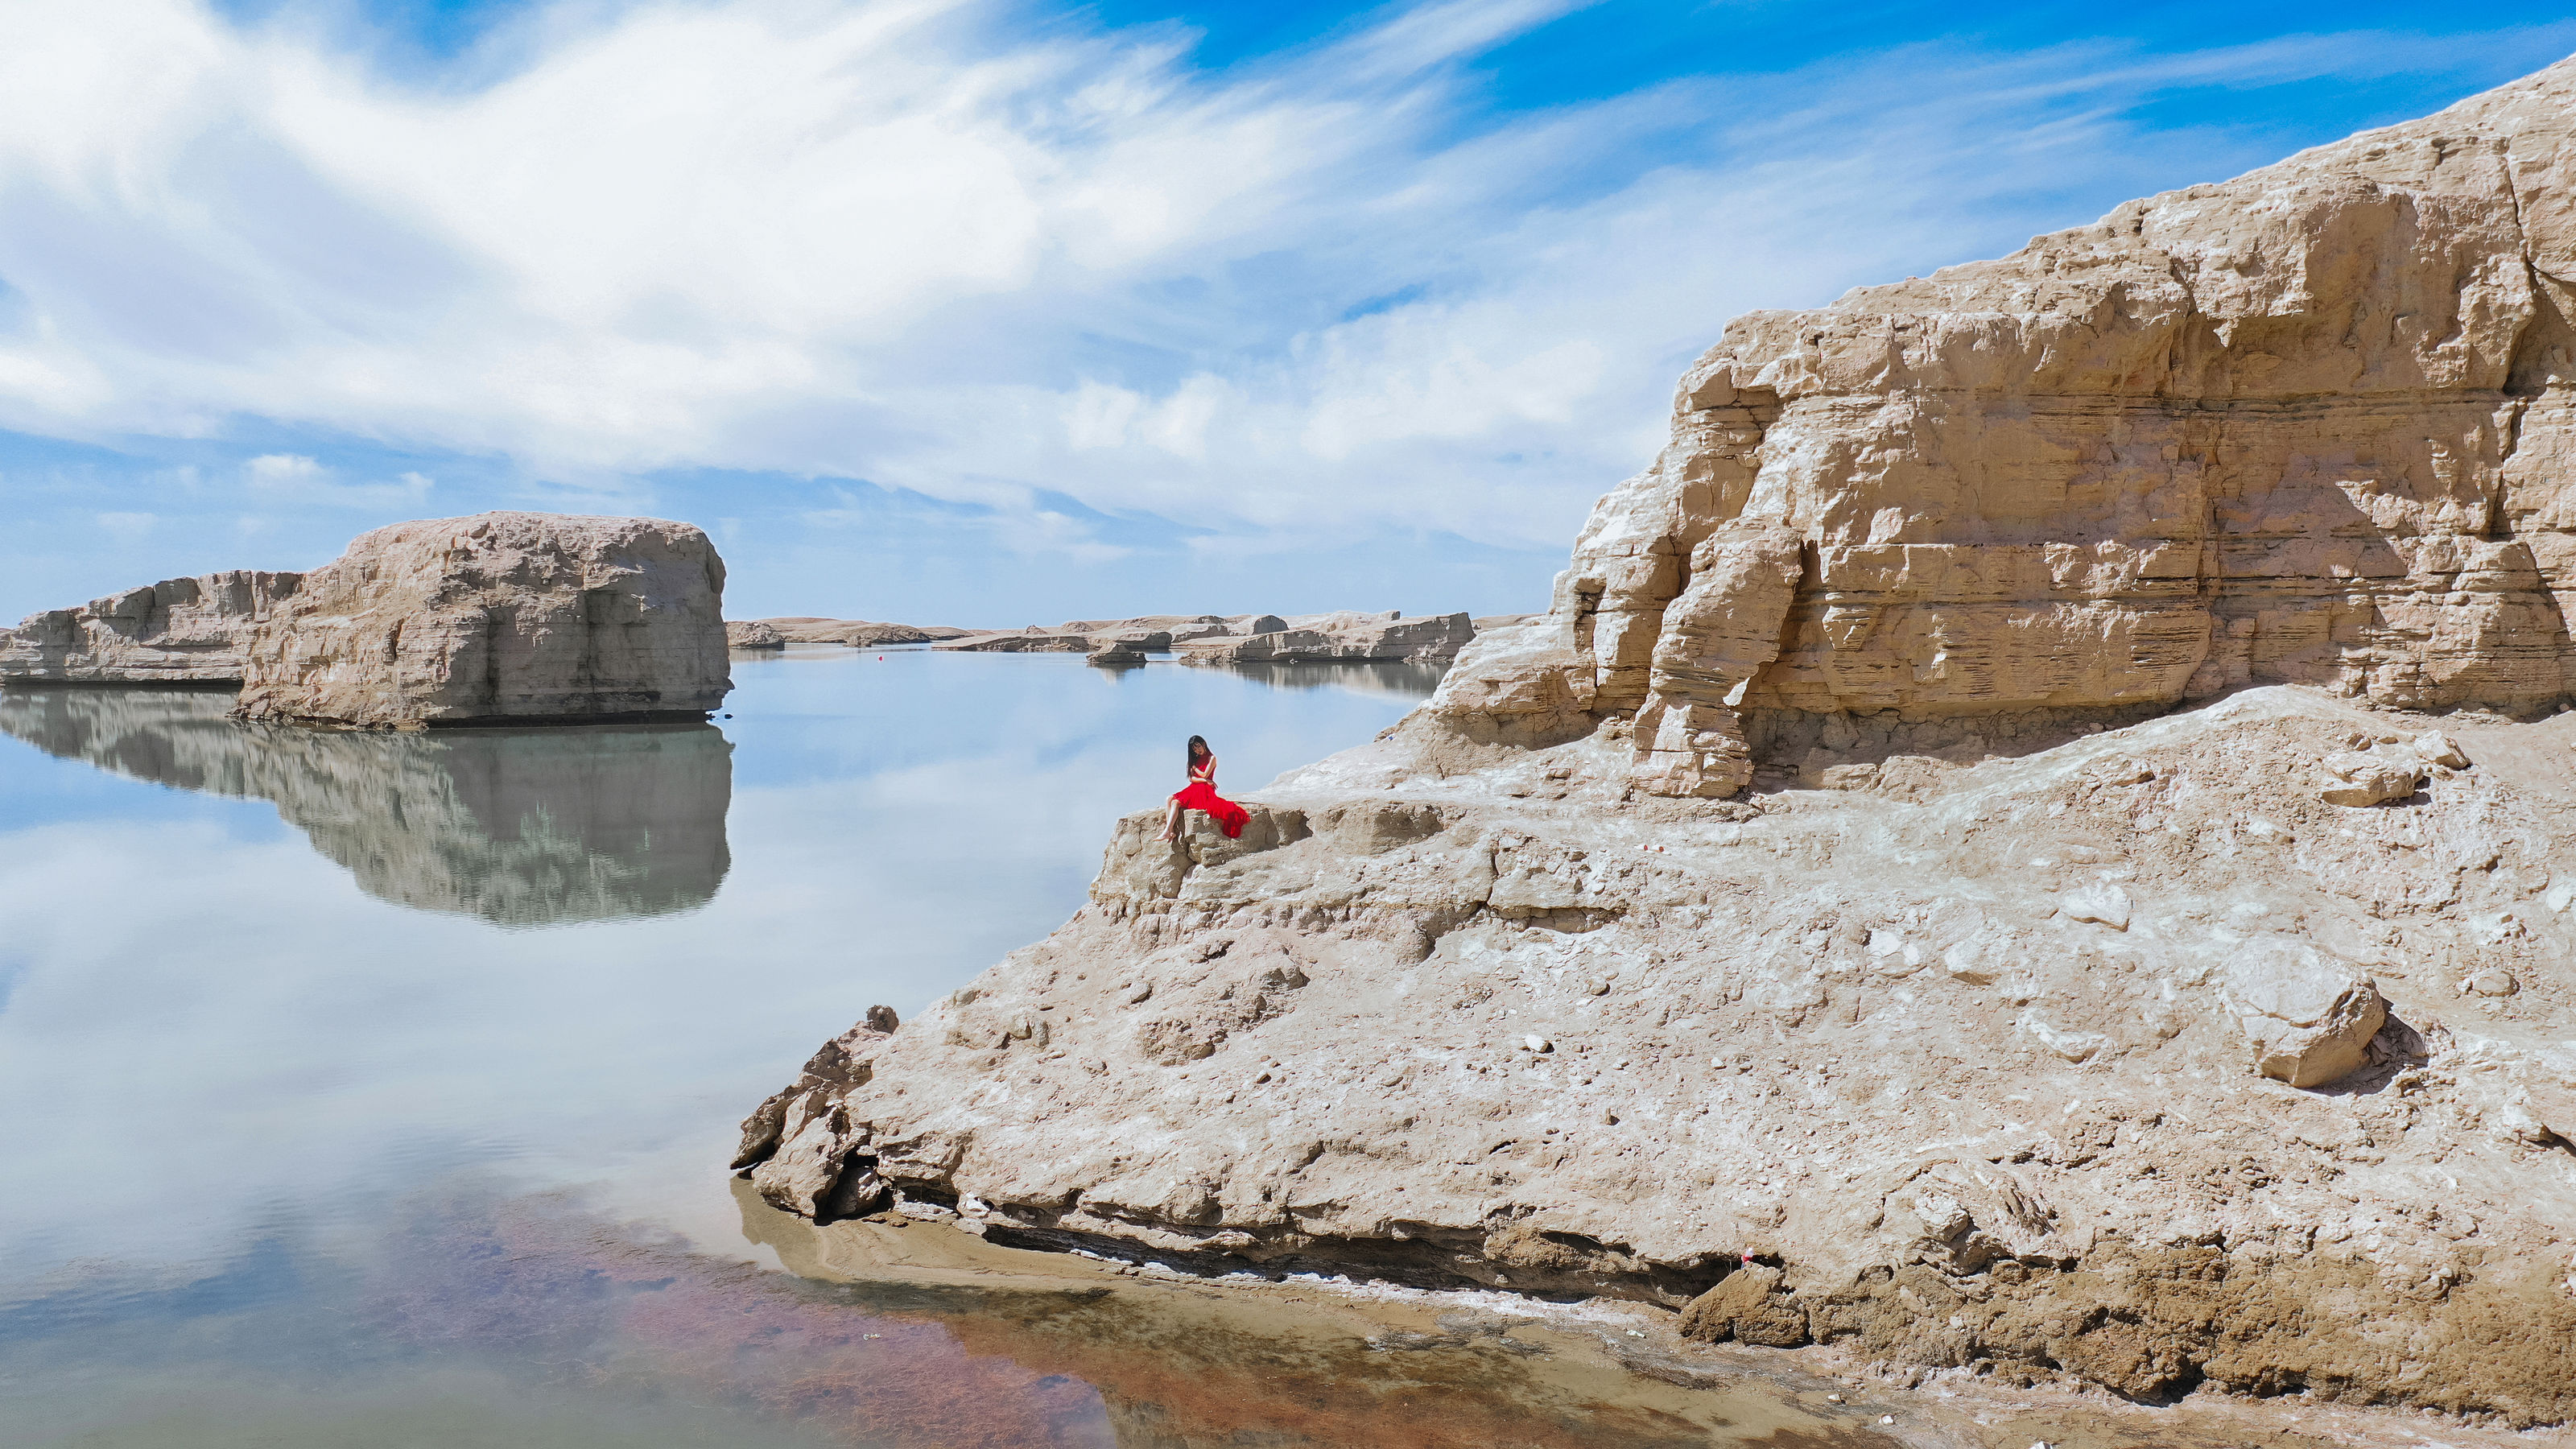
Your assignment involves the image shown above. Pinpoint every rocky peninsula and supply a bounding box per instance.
[737,59,2576,1426]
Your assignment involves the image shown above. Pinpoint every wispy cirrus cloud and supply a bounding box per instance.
[0,1,2569,620]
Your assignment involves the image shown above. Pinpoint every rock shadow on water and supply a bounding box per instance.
[0,687,731,927]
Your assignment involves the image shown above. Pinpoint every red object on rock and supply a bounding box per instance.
[1170,780,1249,839]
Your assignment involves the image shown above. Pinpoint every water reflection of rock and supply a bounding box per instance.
[1195,662,1448,699]
[0,687,731,926]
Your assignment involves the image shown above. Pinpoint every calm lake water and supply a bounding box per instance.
[4,648,1815,1449]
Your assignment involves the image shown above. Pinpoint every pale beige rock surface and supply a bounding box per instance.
[0,571,302,683]
[740,60,2576,1424]
[233,512,730,729]
[727,620,787,650]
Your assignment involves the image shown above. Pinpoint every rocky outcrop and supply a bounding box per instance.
[727,621,787,650]
[748,618,974,646]
[1435,55,2576,796]
[1176,612,1475,666]
[0,571,303,683]
[0,687,729,923]
[233,513,730,729]
[738,59,2576,1425]
[940,611,1482,663]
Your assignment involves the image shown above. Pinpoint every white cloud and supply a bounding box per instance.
[243,452,434,506]
[0,1,2567,551]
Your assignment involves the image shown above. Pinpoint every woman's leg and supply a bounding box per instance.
[1159,797,1183,841]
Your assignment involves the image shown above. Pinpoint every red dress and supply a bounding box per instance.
[1171,762,1249,839]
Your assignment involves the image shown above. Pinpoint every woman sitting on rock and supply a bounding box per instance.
[1161,733,1249,841]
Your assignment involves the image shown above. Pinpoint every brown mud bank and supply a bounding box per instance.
[734,1180,2575,1448]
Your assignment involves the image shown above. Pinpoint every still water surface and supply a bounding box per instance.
[2,649,1843,1448]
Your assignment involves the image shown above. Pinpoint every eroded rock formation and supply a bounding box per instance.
[0,687,730,923]
[0,571,302,683]
[233,512,730,728]
[1437,56,2576,795]
[738,60,2576,1425]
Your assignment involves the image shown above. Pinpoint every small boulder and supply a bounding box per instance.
[2216,936,2387,1087]
[1088,640,1146,667]
[2413,732,2471,770]
[2318,751,2424,807]
[727,620,786,649]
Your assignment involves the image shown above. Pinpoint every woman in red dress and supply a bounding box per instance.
[1161,733,1249,841]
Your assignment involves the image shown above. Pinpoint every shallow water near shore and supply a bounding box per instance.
[0,650,2504,1448]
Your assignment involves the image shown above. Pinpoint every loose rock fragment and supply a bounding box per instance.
[2217,937,2387,1088]
[2318,752,2425,807]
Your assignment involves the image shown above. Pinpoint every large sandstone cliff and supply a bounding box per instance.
[1441,55,2576,796]
[737,60,2576,1425]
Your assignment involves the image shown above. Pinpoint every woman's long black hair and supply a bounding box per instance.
[1187,734,1211,772]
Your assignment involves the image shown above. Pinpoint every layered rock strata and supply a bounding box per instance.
[0,571,302,683]
[233,512,730,729]
[0,687,729,923]
[1438,54,2576,795]
[739,59,2576,1426]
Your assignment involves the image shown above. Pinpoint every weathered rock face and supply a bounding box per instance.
[0,571,303,683]
[745,683,2576,1422]
[233,513,730,729]
[0,687,730,923]
[1435,56,2576,796]
[727,620,787,650]
[741,61,2576,1426]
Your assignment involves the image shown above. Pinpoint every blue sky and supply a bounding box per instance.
[3,1,2574,626]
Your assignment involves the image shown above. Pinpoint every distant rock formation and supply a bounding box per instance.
[744,618,976,647]
[233,512,730,729]
[0,687,730,924]
[1176,611,1473,666]
[936,611,1481,663]
[0,571,303,683]
[727,621,787,650]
